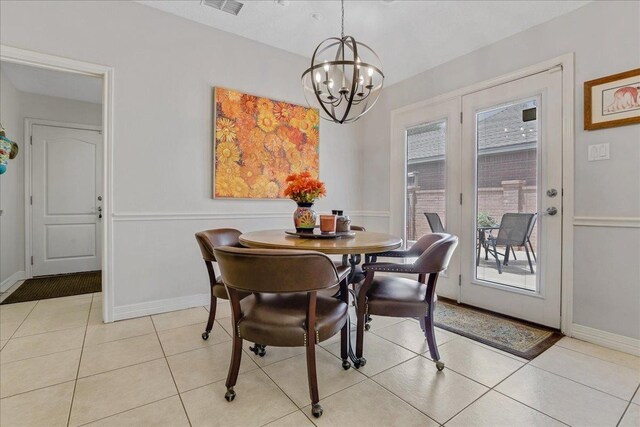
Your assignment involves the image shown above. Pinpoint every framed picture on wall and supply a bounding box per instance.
[584,68,640,130]
[212,87,320,199]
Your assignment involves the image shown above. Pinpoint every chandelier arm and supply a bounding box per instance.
[307,37,341,123]
[339,35,359,124]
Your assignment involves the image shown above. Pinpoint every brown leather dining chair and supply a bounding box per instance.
[354,233,458,371]
[213,246,350,418]
[196,229,272,356]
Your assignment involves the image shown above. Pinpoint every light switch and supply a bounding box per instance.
[588,143,610,161]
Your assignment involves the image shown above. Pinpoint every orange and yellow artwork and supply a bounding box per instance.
[213,87,320,198]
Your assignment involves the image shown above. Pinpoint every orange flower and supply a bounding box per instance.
[216,118,238,143]
[257,110,279,133]
[291,106,307,121]
[250,175,279,198]
[239,163,262,186]
[257,98,274,114]
[264,132,283,154]
[294,117,313,134]
[226,89,242,102]
[234,112,254,144]
[273,102,294,122]
[249,127,266,145]
[283,172,326,203]
[307,128,320,148]
[215,172,248,198]
[221,99,242,118]
[216,161,240,177]
[216,141,240,164]
[216,88,231,103]
[305,109,320,127]
[241,94,258,116]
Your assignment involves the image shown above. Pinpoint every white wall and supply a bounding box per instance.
[357,1,640,340]
[0,68,23,288]
[0,64,102,291]
[0,1,364,317]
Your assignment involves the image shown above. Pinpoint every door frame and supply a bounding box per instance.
[2,45,115,323]
[25,119,103,277]
[390,53,575,334]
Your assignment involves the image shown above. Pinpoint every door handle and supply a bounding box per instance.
[544,207,558,216]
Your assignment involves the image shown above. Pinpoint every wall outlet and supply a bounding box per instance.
[588,143,610,161]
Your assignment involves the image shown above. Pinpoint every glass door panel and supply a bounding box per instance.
[475,98,539,291]
[406,119,447,243]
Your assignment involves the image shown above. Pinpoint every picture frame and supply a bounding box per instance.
[212,87,320,199]
[584,68,640,130]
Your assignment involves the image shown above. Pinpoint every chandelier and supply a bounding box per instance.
[301,0,384,124]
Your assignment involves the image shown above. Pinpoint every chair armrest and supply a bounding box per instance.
[362,262,416,274]
[371,250,412,258]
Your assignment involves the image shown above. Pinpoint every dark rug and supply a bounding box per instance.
[1,271,101,305]
[434,298,563,360]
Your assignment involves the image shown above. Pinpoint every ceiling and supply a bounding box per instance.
[0,61,102,104]
[138,0,589,85]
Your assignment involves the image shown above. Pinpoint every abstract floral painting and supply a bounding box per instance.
[213,87,320,198]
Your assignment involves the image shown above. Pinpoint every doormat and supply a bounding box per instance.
[1,271,101,305]
[434,298,563,360]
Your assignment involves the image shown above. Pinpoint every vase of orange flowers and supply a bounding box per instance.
[284,172,326,232]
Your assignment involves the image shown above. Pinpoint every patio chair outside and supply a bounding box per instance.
[424,212,445,233]
[485,213,536,274]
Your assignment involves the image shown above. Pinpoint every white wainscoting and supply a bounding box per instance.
[109,211,391,321]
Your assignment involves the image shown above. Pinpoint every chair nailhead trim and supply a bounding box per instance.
[303,331,307,346]
[315,330,320,344]
[236,325,241,338]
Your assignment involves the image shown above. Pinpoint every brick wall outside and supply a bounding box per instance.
[407,149,539,248]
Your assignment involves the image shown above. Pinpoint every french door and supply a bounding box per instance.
[395,68,564,328]
[459,69,563,328]
[391,98,461,299]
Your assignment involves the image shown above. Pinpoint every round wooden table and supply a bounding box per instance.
[239,228,402,368]
[239,229,402,255]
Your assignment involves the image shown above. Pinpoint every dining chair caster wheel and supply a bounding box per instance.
[354,357,367,369]
[312,403,323,418]
[201,332,209,341]
[250,344,266,357]
[435,361,445,371]
[342,359,351,370]
[225,388,236,402]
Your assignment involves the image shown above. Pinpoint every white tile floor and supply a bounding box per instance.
[0,292,639,426]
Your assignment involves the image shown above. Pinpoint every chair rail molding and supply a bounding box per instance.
[573,216,640,228]
[111,211,391,222]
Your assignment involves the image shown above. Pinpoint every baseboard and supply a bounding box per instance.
[112,292,210,321]
[571,323,640,356]
[0,270,25,293]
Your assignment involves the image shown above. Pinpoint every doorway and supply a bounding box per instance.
[0,48,113,320]
[392,58,572,330]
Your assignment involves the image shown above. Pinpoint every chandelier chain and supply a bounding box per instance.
[341,0,345,39]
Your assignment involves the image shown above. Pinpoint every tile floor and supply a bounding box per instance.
[0,292,638,426]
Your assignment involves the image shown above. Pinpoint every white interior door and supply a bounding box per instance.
[459,69,563,328]
[31,124,103,276]
[390,98,461,299]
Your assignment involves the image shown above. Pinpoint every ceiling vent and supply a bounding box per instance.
[202,0,244,16]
